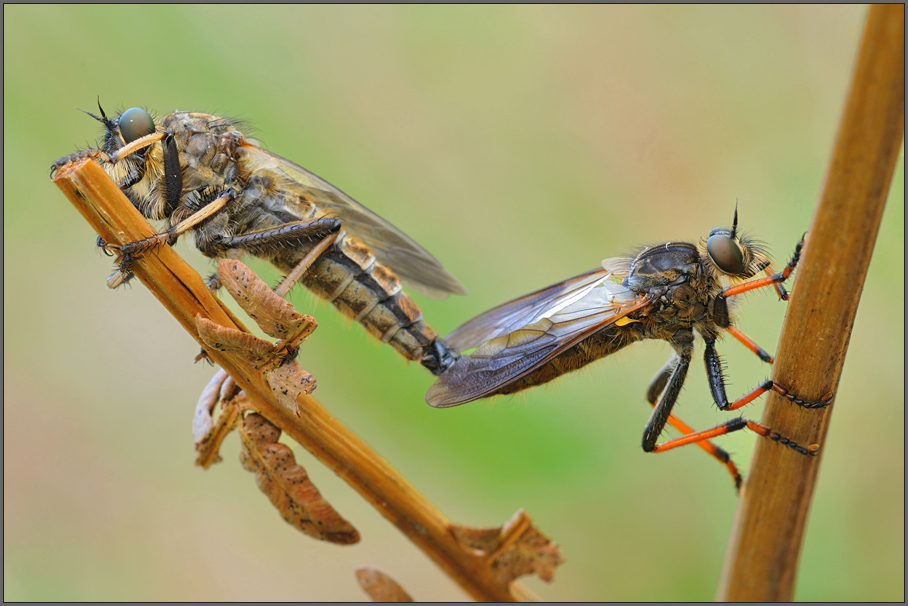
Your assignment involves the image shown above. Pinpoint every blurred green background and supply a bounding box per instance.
[4,5,903,602]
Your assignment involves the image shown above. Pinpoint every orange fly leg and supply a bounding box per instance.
[645,355,742,488]
[663,410,743,490]
[743,421,820,455]
[704,335,830,413]
[715,379,832,413]
[650,418,820,458]
[770,383,834,409]
[721,237,804,299]
[720,380,774,411]
[726,326,774,364]
[765,265,789,300]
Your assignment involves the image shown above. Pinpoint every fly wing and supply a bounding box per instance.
[443,266,631,353]
[426,281,650,407]
[237,143,467,299]
[601,256,633,276]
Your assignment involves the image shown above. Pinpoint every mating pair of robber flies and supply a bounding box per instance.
[52,104,829,489]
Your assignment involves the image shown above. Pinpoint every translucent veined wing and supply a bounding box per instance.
[426,279,651,407]
[601,256,633,276]
[443,264,634,353]
[236,143,467,300]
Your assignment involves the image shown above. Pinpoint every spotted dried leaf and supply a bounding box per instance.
[217,259,313,341]
[265,362,316,416]
[355,568,413,602]
[451,509,563,585]
[196,315,274,366]
[239,412,359,544]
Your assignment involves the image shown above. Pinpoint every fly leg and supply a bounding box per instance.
[719,236,833,405]
[645,418,818,457]
[706,333,831,412]
[647,355,743,490]
[273,229,341,298]
[51,131,167,177]
[268,229,339,363]
[201,217,342,283]
[725,326,774,363]
[697,336,824,454]
[642,332,692,452]
[102,188,238,288]
[643,334,824,488]
[59,129,183,288]
[200,218,341,366]
[204,223,340,296]
[703,334,825,415]
[642,336,748,488]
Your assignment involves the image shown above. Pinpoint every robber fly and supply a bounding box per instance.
[52,104,467,374]
[426,211,830,488]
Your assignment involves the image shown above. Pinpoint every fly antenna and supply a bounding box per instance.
[76,97,115,130]
[732,200,739,238]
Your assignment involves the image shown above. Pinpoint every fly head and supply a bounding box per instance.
[704,225,770,279]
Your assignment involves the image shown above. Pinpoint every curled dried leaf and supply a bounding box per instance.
[194,369,246,468]
[265,362,316,416]
[451,509,564,585]
[196,399,243,469]
[355,568,414,602]
[193,368,227,444]
[217,259,312,340]
[196,314,274,366]
[239,413,359,544]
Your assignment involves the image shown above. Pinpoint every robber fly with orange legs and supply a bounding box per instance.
[52,103,467,374]
[427,210,830,489]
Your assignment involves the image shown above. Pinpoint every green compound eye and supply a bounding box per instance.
[707,233,745,275]
[119,107,155,144]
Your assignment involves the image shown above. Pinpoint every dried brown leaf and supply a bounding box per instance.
[196,314,274,366]
[265,362,316,416]
[217,259,312,340]
[355,567,414,602]
[193,369,248,468]
[196,400,242,469]
[451,509,564,585]
[193,368,227,444]
[239,412,359,544]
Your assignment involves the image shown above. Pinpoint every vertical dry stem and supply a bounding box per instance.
[717,5,904,601]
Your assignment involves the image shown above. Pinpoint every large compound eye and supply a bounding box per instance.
[707,233,745,275]
[119,107,155,143]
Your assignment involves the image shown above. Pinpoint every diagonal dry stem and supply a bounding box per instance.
[717,5,904,601]
[52,158,536,602]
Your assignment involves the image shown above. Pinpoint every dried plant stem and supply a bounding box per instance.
[717,5,904,601]
[53,159,531,602]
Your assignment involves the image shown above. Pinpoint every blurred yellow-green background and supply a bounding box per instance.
[5,5,903,601]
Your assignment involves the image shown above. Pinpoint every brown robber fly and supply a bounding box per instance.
[52,104,466,374]
[426,210,830,488]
